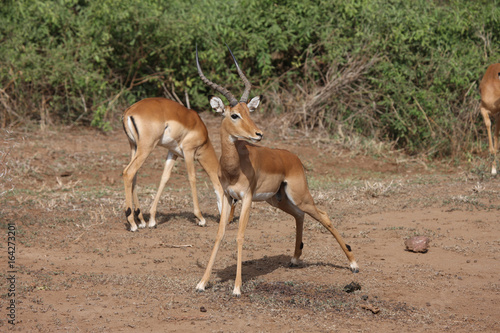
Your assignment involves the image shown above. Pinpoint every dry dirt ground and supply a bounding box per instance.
[1,112,499,332]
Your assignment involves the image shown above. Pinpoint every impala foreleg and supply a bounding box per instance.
[233,194,253,296]
[196,195,233,292]
[148,152,178,228]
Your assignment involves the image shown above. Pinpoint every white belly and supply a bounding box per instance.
[226,188,276,202]
[252,192,276,201]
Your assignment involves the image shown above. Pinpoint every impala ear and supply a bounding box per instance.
[209,95,225,113]
[247,95,261,112]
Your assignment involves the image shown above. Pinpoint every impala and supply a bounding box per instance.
[479,63,500,176]
[195,46,359,296]
[122,98,234,232]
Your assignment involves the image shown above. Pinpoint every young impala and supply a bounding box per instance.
[195,46,359,296]
[479,63,500,176]
[122,98,234,232]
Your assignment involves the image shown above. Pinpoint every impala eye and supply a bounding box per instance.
[231,114,240,120]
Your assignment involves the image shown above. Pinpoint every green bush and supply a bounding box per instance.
[0,0,498,158]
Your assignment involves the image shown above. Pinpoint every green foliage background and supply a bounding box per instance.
[1,0,499,156]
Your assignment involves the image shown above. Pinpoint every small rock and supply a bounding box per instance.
[344,281,361,293]
[360,304,380,314]
[404,236,430,253]
[200,306,207,313]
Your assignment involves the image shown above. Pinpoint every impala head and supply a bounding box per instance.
[196,45,264,143]
[210,94,263,142]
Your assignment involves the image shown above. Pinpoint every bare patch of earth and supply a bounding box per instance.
[0,112,499,332]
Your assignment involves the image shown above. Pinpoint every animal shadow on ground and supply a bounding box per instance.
[155,211,239,226]
[120,212,198,231]
[122,211,223,230]
[214,254,350,284]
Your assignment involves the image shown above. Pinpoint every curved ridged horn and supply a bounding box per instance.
[226,44,252,103]
[196,45,239,107]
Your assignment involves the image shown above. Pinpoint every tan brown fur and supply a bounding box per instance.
[196,97,358,296]
[479,63,500,175]
[122,98,233,231]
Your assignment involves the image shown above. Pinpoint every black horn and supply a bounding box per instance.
[226,44,252,103]
[196,45,239,107]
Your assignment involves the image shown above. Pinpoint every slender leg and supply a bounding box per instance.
[480,107,497,175]
[132,174,147,228]
[292,215,305,265]
[184,150,205,226]
[123,145,153,232]
[123,145,137,230]
[147,151,178,228]
[284,181,358,272]
[233,194,253,296]
[493,114,499,175]
[197,147,237,221]
[196,195,233,291]
[228,200,237,223]
[302,203,358,272]
[198,150,224,216]
[266,191,305,265]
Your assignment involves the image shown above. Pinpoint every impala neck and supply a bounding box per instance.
[219,123,242,179]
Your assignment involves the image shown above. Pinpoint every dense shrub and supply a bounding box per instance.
[0,0,498,156]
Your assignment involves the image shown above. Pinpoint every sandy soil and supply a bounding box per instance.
[1,112,499,332]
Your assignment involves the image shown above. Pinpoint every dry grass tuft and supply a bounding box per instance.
[0,129,16,198]
[264,52,379,139]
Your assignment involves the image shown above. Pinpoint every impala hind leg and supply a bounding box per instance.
[304,203,358,272]
[267,189,305,266]
[147,151,178,228]
[132,174,147,228]
[480,106,498,176]
[493,114,499,176]
[123,144,154,232]
[184,150,206,226]
[284,184,358,272]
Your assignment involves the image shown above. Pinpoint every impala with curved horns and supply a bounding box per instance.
[195,45,359,296]
[122,98,234,232]
[479,63,500,176]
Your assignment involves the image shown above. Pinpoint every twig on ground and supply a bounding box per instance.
[159,243,193,248]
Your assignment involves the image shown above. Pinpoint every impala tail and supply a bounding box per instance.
[123,115,139,147]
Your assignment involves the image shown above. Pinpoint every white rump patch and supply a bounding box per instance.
[126,117,137,144]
